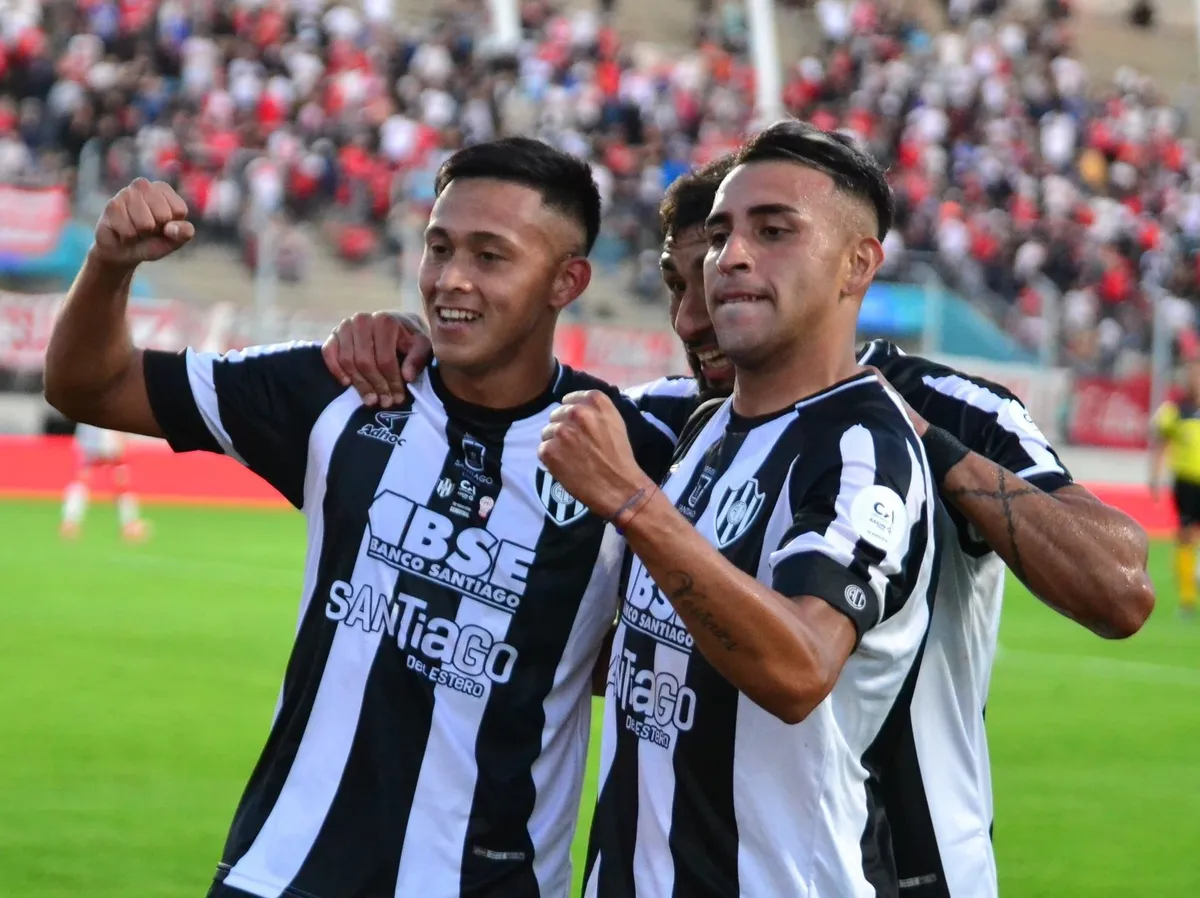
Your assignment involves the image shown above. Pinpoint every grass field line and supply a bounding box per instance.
[997,645,1200,686]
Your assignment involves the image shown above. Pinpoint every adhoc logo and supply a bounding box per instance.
[326,581,517,698]
[358,410,413,446]
[621,560,694,652]
[713,478,766,548]
[607,647,697,749]
[535,467,588,527]
[366,490,536,612]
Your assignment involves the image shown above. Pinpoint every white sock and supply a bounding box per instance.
[63,481,88,526]
[117,492,141,529]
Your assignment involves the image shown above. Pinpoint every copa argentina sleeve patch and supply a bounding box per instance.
[849,484,908,554]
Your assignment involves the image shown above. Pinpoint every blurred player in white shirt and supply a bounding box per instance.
[60,424,148,541]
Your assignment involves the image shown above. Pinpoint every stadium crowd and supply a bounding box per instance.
[1,0,1198,373]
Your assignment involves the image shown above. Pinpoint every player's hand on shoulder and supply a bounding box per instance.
[538,390,653,520]
[321,310,432,408]
[93,179,194,270]
[864,365,929,436]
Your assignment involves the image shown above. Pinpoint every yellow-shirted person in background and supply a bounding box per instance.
[1151,360,1200,617]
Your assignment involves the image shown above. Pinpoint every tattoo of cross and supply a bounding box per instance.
[942,468,1039,581]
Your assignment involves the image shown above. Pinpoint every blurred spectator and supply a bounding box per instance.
[0,0,1195,374]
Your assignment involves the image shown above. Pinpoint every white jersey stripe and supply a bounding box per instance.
[391,414,549,896]
[631,638,689,898]
[184,349,245,465]
[528,525,627,896]
[225,429,447,896]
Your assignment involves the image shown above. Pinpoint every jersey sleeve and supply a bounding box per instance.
[768,419,932,646]
[142,342,348,509]
[1153,401,1180,440]
[621,376,701,445]
[879,356,1073,494]
[605,388,679,486]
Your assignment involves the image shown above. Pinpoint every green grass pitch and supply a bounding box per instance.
[1,499,1197,897]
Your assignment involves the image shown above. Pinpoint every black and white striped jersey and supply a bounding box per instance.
[584,372,940,898]
[142,343,692,898]
[858,339,1073,898]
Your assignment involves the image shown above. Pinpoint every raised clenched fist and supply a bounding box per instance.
[92,178,196,269]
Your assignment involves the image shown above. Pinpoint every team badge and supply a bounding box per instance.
[713,478,766,548]
[535,467,589,527]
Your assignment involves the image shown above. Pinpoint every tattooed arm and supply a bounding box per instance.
[870,354,1155,639]
[618,491,857,725]
[936,453,1153,638]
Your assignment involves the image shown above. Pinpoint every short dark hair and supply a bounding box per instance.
[734,120,894,240]
[659,155,736,240]
[434,137,602,255]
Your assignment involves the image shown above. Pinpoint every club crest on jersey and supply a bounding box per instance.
[357,410,412,446]
[713,478,766,548]
[535,467,589,527]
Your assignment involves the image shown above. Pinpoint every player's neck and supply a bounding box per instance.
[731,341,861,418]
[437,351,558,411]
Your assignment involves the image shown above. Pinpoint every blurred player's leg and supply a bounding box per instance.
[60,471,90,539]
[1173,539,1194,615]
[1171,481,1199,618]
[112,462,148,542]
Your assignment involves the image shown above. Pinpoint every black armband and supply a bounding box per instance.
[921,425,971,485]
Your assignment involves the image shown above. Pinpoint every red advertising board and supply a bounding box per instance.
[0,185,69,257]
[554,323,686,388]
[0,292,198,370]
[1067,374,1155,449]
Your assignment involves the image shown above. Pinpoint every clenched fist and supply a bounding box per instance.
[93,178,195,269]
[537,391,654,521]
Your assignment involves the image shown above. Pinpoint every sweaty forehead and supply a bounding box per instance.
[712,161,835,214]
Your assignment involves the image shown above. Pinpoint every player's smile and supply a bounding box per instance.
[432,305,483,340]
[686,337,733,384]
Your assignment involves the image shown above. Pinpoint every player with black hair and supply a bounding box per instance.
[538,115,938,896]
[323,122,1154,897]
[43,138,697,898]
[657,155,737,399]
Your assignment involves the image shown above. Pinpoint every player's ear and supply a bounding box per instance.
[842,235,884,301]
[548,256,592,313]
